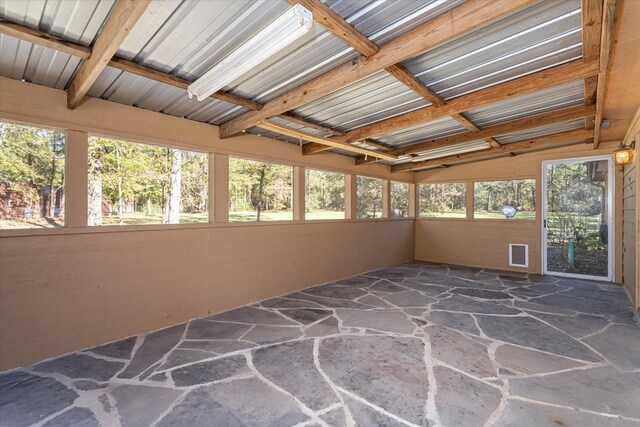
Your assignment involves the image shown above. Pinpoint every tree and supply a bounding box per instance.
[164,148,181,224]
[0,122,65,223]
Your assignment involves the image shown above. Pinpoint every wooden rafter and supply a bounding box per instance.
[108,58,263,111]
[593,0,622,148]
[219,0,535,138]
[581,0,603,118]
[255,120,398,161]
[67,0,151,109]
[391,129,594,173]
[277,113,344,136]
[340,59,600,143]
[0,20,91,59]
[288,0,378,56]
[352,104,596,164]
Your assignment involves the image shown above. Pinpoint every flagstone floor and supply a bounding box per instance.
[1,261,639,426]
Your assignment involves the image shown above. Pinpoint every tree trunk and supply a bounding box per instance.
[199,157,207,212]
[166,148,182,224]
[115,144,124,224]
[88,171,103,226]
[256,165,266,221]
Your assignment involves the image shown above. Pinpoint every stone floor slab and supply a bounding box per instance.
[157,377,309,426]
[171,354,248,387]
[112,384,182,427]
[252,339,338,411]
[0,372,78,426]
[319,335,429,425]
[434,366,502,426]
[477,315,602,362]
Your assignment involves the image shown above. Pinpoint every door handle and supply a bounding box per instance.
[544,219,547,228]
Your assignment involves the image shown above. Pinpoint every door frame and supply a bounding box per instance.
[541,155,615,281]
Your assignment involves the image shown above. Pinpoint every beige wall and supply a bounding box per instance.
[0,220,414,370]
[414,143,623,279]
[622,109,639,308]
[0,78,416,370]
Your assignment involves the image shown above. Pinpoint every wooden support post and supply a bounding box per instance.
[65,130,88,228]
[293,166,306,221]
[408,183,417,218]
[382,180,390,218]
[466,182,475,220]
[210,153,229,223]
[345,174,358,219]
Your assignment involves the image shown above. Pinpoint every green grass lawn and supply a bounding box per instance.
[229,210,293,222]
[474,211,536,220]
[421,211,467,219]
[305,210,345,220]
[101,212,208,225]
[419,211,536,220]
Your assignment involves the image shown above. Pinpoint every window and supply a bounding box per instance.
[87,137,208,226]
[229,157,292,222]
[357,176,383,219]
[305,168,345,220]
[419,183,466,218]
[0,122,66,229]
[390,181,410,218]
[473,179,535,220]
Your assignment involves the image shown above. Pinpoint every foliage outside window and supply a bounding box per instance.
[390,181,410,218]
[305,168,345,220]
[418,183,466,218]
[87,137,208,226]
[357,176,383,219]
[473,179,535,220]
[229,157,292,222]
[0,122,66,229]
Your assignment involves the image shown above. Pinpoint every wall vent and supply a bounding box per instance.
[509,244,528,268]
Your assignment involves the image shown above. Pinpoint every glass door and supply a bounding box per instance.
[542,157,613,280]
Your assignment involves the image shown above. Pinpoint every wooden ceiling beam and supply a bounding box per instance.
[0,20,91,59]
[342,58,600,143]
[219,0,535,138]
[67,0,151,109]
[581,0,603,119]
[392,128,594,172]
[108,57,263,111]
[255,120,398,161]
[276,112,344,136]
[593,0,622,148]
[354,104,596,164]
[288,0,378,56]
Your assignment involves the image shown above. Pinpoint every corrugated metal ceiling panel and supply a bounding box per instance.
[375,115,466,147]
[402,0,582,100]
[464,80,585,128]
[497,119,586,144]
[0,0,115,89]
[293,71,430,131]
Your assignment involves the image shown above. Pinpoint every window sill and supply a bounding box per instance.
[0,217,415,238]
